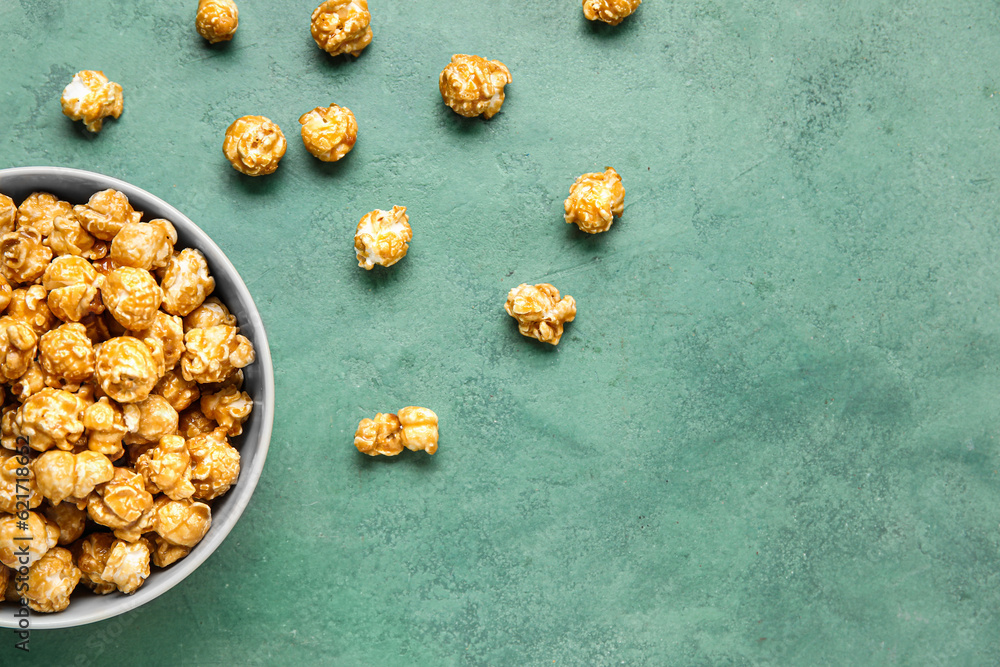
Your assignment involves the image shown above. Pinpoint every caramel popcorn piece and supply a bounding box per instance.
[196,0,239,43]
[43,255,105,322]
[110,219,176,270]
[178,407,216,438]
[354,412,403,456]
[23,547,81,612]
[0,276,11,313]
[132,311,185,370]
[60,70,123,133]
[103,267,163,331]
[354,206,411,270]
[583,0,641,25]
[0,511,59,568]
[16,192,73,238]
[151,534,191,567]
[153,498,212,548]
[123,394,178,445]
[15,388,88,452]
[161,248,215,316]
[42,503,87,545]
[7,285,55,335]
[181,325,254,384]
[223,116,287,176]
[33,449,114,505]
[504,283,577,345]
[299,104,358,162]
[87,467,154,532]
[311,0,372,58]
[73,532,117,594]
[0,194,15,235]
[101,538,151,594]
[154,368,200,412]
[564,167,625,234]
[0,227,53,285]
[136,434,194,500]
[183,297,236,331]
[398,406,439,454]
[187,427,240,500]
[74,189,142,241]
[439,54,512,120]
[200,385,252,436]
[0,316,38,381]
[0,449,42,514]
[47,208,101,258]
[83,397,128,460]
[39,323,95,382]
[95,336,165,403]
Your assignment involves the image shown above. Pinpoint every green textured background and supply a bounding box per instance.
[2,0,1000,663]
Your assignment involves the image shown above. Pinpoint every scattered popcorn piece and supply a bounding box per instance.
[439,54,512,119]
[398,406,439,454]
[564,167,625,234]
[24,547,81,612]
[223,116,287,176]
[102,538,151,594]
[354,412,403,456]
[299,104,358,162]
[60,70,123,133]
[196,0,239,43]
[311,0,372,58]
[583,0,641,25]
[0,511,59,569]
[505,283,577,345]
[354,206,411,270]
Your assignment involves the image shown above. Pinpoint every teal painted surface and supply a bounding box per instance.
[2,0,1000,663]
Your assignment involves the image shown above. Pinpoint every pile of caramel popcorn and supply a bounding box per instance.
[0,188,255,613]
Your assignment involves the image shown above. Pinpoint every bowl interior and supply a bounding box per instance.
[0,167,274,629]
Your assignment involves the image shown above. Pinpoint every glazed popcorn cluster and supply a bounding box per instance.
[0,188,255,613]
[582,0,642,25]
[354,407,438,457]
[60,71,123,133]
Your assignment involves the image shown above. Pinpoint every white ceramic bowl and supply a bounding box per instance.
[0,166,274,629]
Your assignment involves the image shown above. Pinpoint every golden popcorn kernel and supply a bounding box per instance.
[223,115,287,176]
[83,396,128,461]
[0,511,59,569]
[151,534,191,568]
[178,407,216,438]
[505,283,577,346]
[42,503,87,545]
[87,467,154,530]
[0,227,53,285]
[181,325,254,384]
[583,0,641,25]
[353,412,403,457]
[74,189,142,241]
[7,285,54,335]
[161,248,215,317]
[60,70,123,133]
[43,255,104,322]
[103,267,163,331]
[0,276,11,313]
[24,547,81,612]
[200,384,252,436]
[110,220,175,270]
[102,538,151,594]
[39,322,96,383]
[0,449,43,514]
[153,367,200,412]
[34,449,115,506]
[0,194,15,235]
[196,0,239,43]
[15,387,88,452]
[0,315,38,381]
[123,394,179,446]
[299,104,358,162]
[154,498,212,548]
[73,532,117,594]
[564,167,625,234]
[136,434,194,500]
[182,296,235,331]
[311,0,372,58]
[187,427,240,500]
[354,206,411,270]
[95,336,165,403]
[439,54,512,119]
[398,406,439,454]
[16,192,73,238]
[131,310,185,371]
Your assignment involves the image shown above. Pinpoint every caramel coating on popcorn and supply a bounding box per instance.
[223,116,287,176]
[398,406,439,454]
[183,297,235,331]
[87,467,154,531]
[43,256,104,322]
[103,267,163,331]
[354,412,403,457]
[83,397,128,460]
[187,427,240,500]
[111,220,176,270]
[40,323,96,382]
[133,311,185,370]
[0,194,15,235]
[16,192,73,238]
[201,385,252,436]
[102,538,151,594]
[181,325,254,384]
[0,276,11,313]
[0,316,38,381]
[60,70,123,133]
[439,54,512,119]
[0,449,42,514]
[0,227,53,285]
[311,0,372,58]
[505,283,577,345]
[154,498,212,548]
[161,248,215,316]
[154,368,200,412]
[8,285,55,335]
[16,388,88,452]
[354,206,412,270]
[136,434,194,500]
[48,209,101,258]
[33,449,114,505]
[178,407,216,438]
[151,534,191,567]
[0,511,59,568]
[74,189,142,241]
[196,0,239,43]
[73,532,116,594]
[299,104,358,162]
[583,0,641,25]
[95,336,164,403]
[43,503,87,545]
[24,547,81,612]
[564,167,625,234]
[123,394,178,445]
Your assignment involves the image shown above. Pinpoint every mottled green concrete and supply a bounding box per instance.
[3,0,1000,663]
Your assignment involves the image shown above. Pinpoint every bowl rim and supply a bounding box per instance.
[0,166,275,630]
